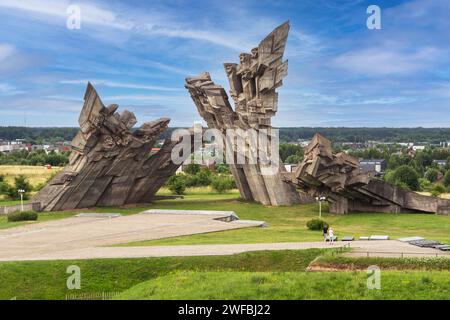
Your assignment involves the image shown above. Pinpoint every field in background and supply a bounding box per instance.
[0,165,62,186]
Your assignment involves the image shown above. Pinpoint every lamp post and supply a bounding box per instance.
[315,196,326,219]
[18,189,25,212]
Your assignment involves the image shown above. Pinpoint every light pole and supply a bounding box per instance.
[18,189,25,212]
[315,196,326,219]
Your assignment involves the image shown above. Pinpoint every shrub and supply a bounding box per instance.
[306,219,328,231]
[430,183,446,197]
[211,176,235,193]
[0,174,11,195]
[419,178,431,190]
[167,175,186,195]
[5,175,32,200]
[216,164,230,174]
[195,168,212,186]
[7,210,38,222]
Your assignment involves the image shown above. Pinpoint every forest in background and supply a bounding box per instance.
[2,127,450,144]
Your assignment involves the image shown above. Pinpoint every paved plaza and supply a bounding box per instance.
[0,210,448,261]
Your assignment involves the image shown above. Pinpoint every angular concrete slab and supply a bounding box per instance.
[398,236,425,242]
[369,235,390,240]
[75,213,122,218]
[141,209,239,221]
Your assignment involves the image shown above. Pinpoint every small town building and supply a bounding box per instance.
[359,159,386,174]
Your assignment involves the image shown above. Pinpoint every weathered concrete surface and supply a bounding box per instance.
[285,133,450,214]
[0,212,265,262]
[33,83,196,211]
[185,22,301,206]
[0,237,447,261]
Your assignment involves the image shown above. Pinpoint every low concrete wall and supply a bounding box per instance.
[0,202,41,215]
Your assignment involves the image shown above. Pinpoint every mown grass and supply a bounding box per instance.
[0,249,323,300]
[0,211,78,230]
[115,270,450,300]
[311,255,450,271]
[119,193,450,246]
[2,248,448,300]
[0,200,24,206]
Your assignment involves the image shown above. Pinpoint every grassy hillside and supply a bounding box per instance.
[1,249,449,300]
[0,249,322,300]
[116,270,450,300]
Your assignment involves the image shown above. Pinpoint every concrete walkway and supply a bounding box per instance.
[0,213,448,262]
[1,239,448,262]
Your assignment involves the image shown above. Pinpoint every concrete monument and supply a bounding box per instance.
[34,83,195,211]
[285,133,450,214]
[185,22,302,206]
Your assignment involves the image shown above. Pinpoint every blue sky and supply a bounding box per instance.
[0,0,449,127]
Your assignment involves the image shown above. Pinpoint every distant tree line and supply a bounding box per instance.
[3,127,450,144]
[278,127,450,144]
[0,150,69,166]
[0,127,78,144]
[165,163,236,195]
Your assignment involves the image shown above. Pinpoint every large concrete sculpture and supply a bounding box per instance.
[185,22,302,206]
[285,133,450,214]
[34,83,195,211]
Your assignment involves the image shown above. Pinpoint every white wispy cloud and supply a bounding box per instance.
[60,79,184,92]
[0,83,24,96]
[0,43,15,61]
[331,46,443,75]
[0,0,247,50]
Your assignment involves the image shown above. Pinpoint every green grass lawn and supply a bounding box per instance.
[0,199,28,206]
[311,255,450,271]
[119,192,450,246]
[0,211,76,230]
[0,249,323,300]
[0,203,154,230]
[116,270,450,300]
[1,248,448,300]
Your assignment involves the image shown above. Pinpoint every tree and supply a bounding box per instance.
[285,154,302,164]
[444,170,450,188]
[211,176,236,193]
[0,175,11,195]
[216,164,230,174]
[279,143,304,163]
[388,165,420,191]
[166,175,186,195]
[424,168,439,183]
[5,175,32,200]
[196,168,212,186]
[184,163,200,175]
